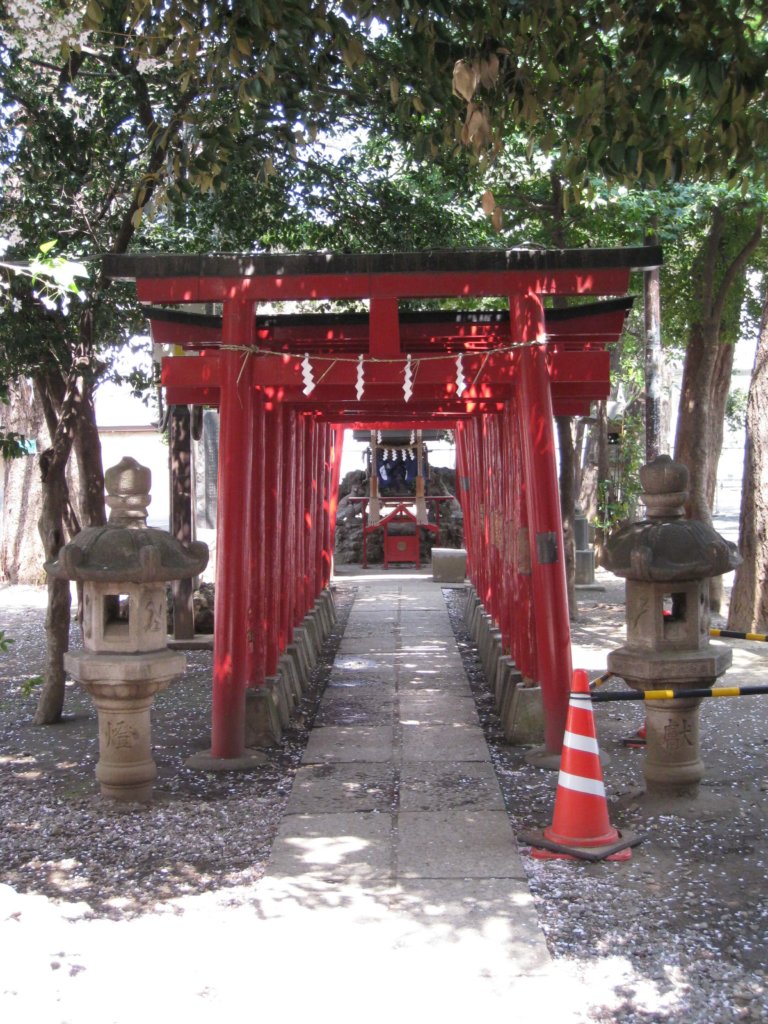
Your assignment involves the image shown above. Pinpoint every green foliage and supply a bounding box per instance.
[594,409,645,534]
[0,630,14,653]
[372,1,768,189]
[726,388,749,432]
[19,676,44,699]
[0,431,33,459]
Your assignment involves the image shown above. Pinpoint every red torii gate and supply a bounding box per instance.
[104,247,661,761]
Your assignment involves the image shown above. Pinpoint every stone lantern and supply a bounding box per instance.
[46,457,208,801]
[602,456,740,793]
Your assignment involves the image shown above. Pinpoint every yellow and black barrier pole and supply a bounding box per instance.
[710,628,768,643]
[585,684,768,703]
[589,671,616,689]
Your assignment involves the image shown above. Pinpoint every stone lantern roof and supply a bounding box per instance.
[45,457,208,583]
[601,455,740,583]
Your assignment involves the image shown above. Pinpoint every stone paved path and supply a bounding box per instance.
[247,575,591,1019]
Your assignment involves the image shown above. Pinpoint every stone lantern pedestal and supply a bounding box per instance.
[602,456,739,794]
[46,457,208,802]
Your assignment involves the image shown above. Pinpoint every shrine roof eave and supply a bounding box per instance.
[102,246,662,284]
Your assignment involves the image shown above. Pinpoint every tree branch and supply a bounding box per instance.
[712,210,765,326]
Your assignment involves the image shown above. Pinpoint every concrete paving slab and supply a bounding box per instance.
[399,760,506,811]
[396,660,468,688]
[302,725,395,763]
[337,637,404,655]
[331,653,398,684]
[401,722,492,762]
[325,673,396,691]
[398,691,480,726]
[285,763,397,814]
[385,878,552,974]
[267,812,393,880]
[314,693,394,726]
[341,623,399,640]
[397,809,526,879]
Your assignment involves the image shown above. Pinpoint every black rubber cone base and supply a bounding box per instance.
[518,828,643,862]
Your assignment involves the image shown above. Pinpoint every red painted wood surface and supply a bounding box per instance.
[246,391,266,688]
[136,267,632,305]
[513,292,573,754]
[211,298,254,759]
[129,252,660,758]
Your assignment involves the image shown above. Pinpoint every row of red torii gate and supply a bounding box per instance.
[105,246,662,762]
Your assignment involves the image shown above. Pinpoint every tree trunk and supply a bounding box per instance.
[644,263,663,461]
[592,401,611,562]
[673,206,763,611]
[170,404,195,639]
[1,380,47,584]
[73,388,106,528]
[32,353,88,725]
[728,288,768,632]
[33,429,73,726]
[706,341,736,612]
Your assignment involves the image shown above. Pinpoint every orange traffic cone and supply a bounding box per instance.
[519,669,641,862]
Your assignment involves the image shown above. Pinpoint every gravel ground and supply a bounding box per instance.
[1,573,767,1022]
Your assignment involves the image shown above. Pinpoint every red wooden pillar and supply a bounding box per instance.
[246,388,266,687]
[321,423,333,589]
[506,395,536,682]
[475,417,490,608]
[461,418,483,598]
[518,416,538,684]
[281,408,298,647]
[312,418,324,604]
[327,424,345,581]
[264,401,284,676]
[293,414,307,626]
[315,421,330,595]
[485,413,502,627]
[294,413,306,620]
[212,298,254,759]
[454,421,473,579]
[512,291,572,754]
[302,414,315,614]
[497,407,512,655]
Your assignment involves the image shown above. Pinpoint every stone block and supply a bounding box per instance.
[480,627,502,684]
[575,548,595,585]
[501,683,545,746]
[493,656,522,712]
[463,587,478,627]
[291,629,315,677]
[431,548,467,583]
[265,674,292,727]
[302,610,323,655]
[284,643,309,689]
[245,686,283,747]
[278,653,304,701]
